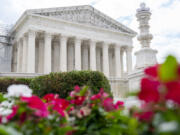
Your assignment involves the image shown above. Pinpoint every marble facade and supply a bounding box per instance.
[2,4,157,98]
[11,5,136,80]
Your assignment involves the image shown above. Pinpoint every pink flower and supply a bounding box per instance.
[99,88,109,98]
[90,93,101,100]
[43,93,59,103]
[74,85,80,92]
[139,78,160,103]
[114,101,124,109]
[6,106,18,120]
[103,97,115,112]
[90,88,109,100]
[70,91,76,97]
[68,106,74,113]
[21,96,49,117]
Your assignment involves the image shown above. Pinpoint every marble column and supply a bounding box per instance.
[115,45,121,78]
[22,36,27,72]
[60,35,68,72]
[90,40,96,71]
[96,46,102,72]
[120,49,124,75]
[38,39,44,73]
[52,41,60,72]
[27,30,36,73]
[44,32,52,74]
[82,44,89,70]
[12,43,17,72]
[75,38,81,70]
[17,40,22,72]
[102,42,109,77]
[126,47,133,73]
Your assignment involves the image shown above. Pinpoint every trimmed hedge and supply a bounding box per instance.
[0,71,111,98]
[0,78,32,93]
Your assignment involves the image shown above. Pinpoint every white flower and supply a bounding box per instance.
[1,101,14,108]
[158,121,178,132]
[6,84,32,98]
[0,107,12,116]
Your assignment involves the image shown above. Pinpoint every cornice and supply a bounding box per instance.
[25,5,137,35]
[29,13,135,38]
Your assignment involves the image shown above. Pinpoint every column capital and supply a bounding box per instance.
[44,32,52,37]
[60,35,69,42]
[89,39,98,43]
[115,44,121,49]
[60,34,69,38]
[102,42,110,47]
[22,35,28,41]
[28,29,36,36]
[75,37,82,44]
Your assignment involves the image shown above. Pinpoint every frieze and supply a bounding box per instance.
[27,5,136,35]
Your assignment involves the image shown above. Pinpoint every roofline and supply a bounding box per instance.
[24,13,137,38]
[10,11,28,35]
[10,5,137,37]
[26,5,137,35]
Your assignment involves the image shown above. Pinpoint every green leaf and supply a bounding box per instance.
[0,93,7,102]
[79,86,88,96]
[0,125,22,135]
[159,55,178,82]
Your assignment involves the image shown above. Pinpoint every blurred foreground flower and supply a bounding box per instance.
[6,84,32,98]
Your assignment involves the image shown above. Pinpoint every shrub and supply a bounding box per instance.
[30,71,111,98]
[0,77,32,93]
[0,71,111,98]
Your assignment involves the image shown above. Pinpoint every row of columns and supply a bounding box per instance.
[16,30,132,78]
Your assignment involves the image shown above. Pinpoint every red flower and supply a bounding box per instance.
[21,96,49,117]
[139,78,160,103]
[43,93,59,103]
[165,81,180,104]
[103,97,115,111]
[71,96,85,106]
[6,106,18,120]
[135,111,154,122]
[53,98,69,117]
[114,101,124,109]
[20,112,27,123]
[144,65,159,78]
[178,66,180,78]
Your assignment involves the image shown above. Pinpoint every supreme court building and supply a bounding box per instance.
[0,4,157,98]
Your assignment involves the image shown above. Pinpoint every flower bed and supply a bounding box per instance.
[0,55,180,135]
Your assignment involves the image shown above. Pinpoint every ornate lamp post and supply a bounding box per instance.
[135,3,157,69]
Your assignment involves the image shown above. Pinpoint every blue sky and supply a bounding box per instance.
[0,0,180,64]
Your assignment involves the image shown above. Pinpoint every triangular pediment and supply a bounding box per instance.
[27,5,136,35]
